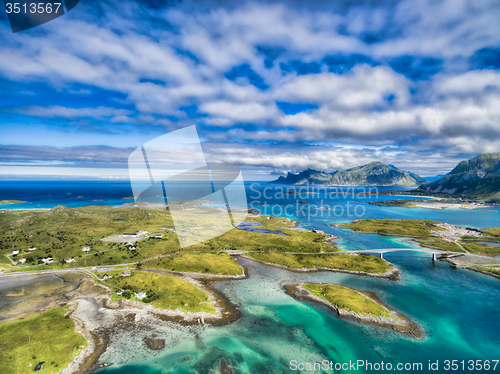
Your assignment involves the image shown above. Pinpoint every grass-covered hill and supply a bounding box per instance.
[0,206,335,270]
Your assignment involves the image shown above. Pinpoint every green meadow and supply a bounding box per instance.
[339,218,500,255]
[141,252,243,276]
[0,206,335,271]
[0,307,87,374]
[104,270,216,314]
[302,283,394,319]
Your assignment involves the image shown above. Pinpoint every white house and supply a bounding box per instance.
[136,292,147,299]
[122,233,137,238]
[82,247,92,252]
[42,257,53,264]
[137,231,148,235]
[28,246,36,251]
[65,258,75,263]
[12,250,19,255]
[18,258,26,264]
[154,234,163,239]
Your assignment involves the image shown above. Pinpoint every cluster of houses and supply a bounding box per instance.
[12,246,37,256]
[12,246,39,265]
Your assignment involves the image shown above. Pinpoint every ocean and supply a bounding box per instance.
[1,181,500,373]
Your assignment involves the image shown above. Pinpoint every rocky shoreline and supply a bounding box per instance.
[284,283,422,339]
[54,269,246,373]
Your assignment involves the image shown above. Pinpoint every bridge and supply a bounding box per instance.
[226,248,463,261]
[344,248,462,261]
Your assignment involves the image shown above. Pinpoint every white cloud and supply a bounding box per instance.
[19,106,132,119]
[200,101,280,123]
[274,65,410,108]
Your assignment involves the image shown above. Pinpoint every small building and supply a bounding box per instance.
[102,274,110,279]
[12,250,19,255]
[154,234,163,239]
[136,292,146,299]
[42,257,53,264]
[123,233,137,238]
[18,258,26,264]
[66,258,75,263]
[82,247,92,252]
[128,245,137,250]
[123,270,131,277]
[116,291,123,296]
[137,231,148,235]
[28,246,36,251]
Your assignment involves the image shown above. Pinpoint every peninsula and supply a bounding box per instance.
[285,283,421,338]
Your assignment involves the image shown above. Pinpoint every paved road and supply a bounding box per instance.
[0,262,140,278]
[1,247,466,278]
[225,248,459,256]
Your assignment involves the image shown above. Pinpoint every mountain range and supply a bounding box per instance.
[415,153,500,202]
[270,162,427,187]
[270,153,500,202]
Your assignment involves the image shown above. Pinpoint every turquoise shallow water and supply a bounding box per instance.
[97,184,500,374]
[1,181,499,373]
[98,256,500,374]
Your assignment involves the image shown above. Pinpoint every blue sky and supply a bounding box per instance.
[1,0,500,180]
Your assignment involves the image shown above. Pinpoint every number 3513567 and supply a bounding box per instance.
[5,3,62,14]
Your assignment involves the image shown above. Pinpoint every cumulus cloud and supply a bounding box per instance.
[274,65,411,108]
[1,0,500,177]
[18,106,133,119]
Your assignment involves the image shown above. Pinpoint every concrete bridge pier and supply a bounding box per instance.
[432,253,438,261]
[380,252,384,260]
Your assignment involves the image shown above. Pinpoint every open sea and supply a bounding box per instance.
[1,180,500,373]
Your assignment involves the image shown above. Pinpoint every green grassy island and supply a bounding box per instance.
[245,252,396,277]
[0,307,87,373]
[0,200,27,205]
[286,283,421,337]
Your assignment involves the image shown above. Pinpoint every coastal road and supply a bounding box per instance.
[0,248,466,278]
[225,247,462,260]
[0,262,140,279]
